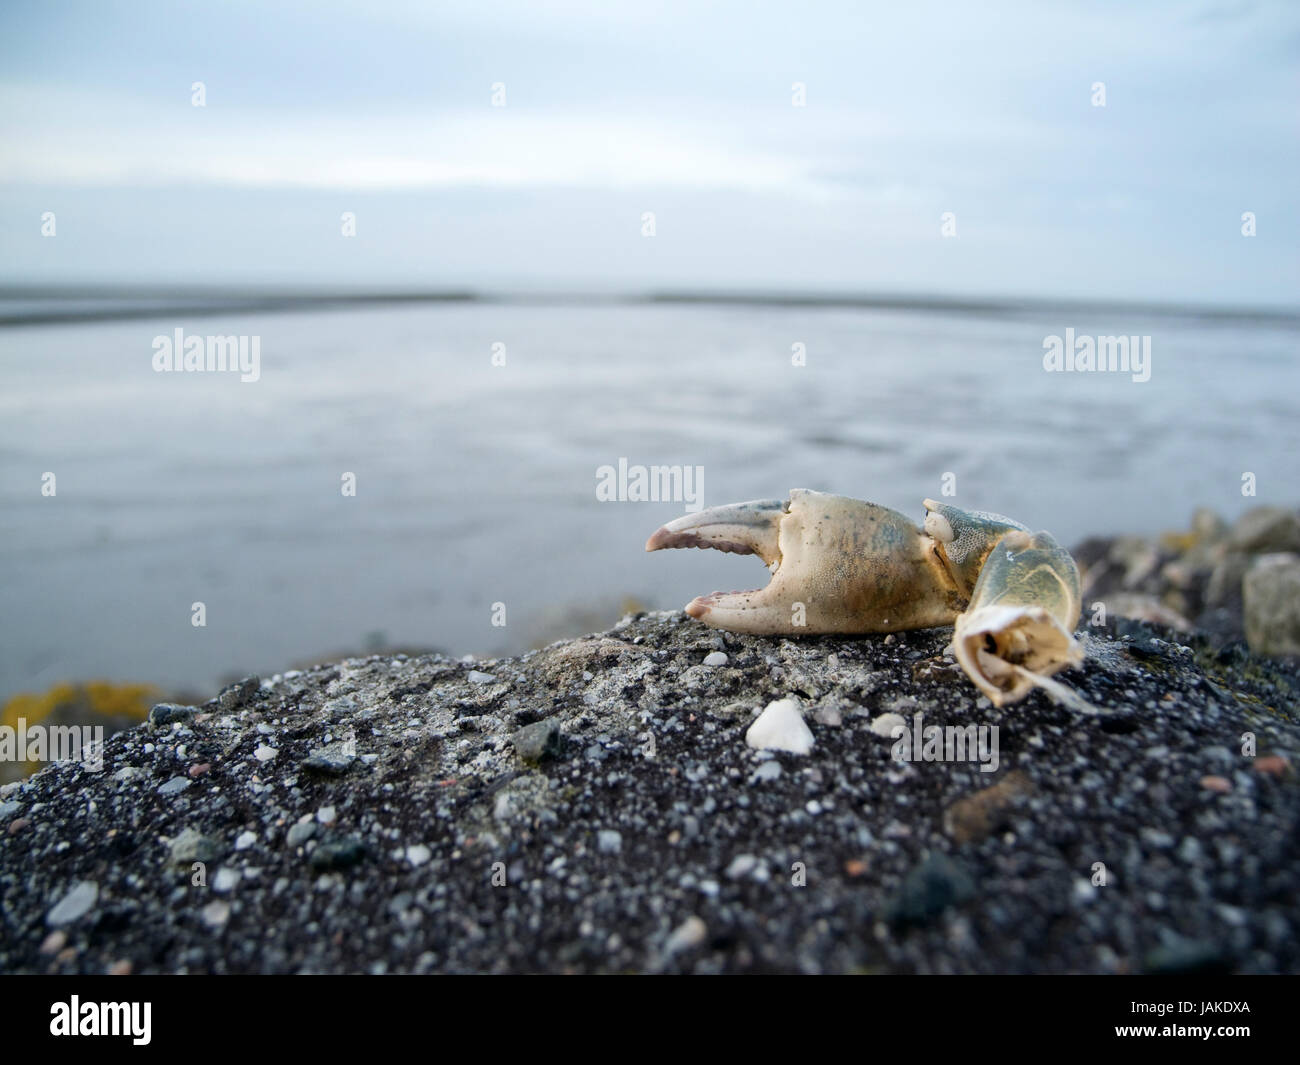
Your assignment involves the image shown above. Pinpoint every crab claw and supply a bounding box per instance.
[645,489,965,634]
[949,529,1085,707]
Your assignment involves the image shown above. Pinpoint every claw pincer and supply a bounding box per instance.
[646,491,1085,707]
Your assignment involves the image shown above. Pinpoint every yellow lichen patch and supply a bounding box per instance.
[0,681,156,780]
[1158,530,1199,554]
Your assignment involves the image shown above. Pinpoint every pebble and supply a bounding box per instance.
[253,744,278,762]
[212,868,240,893]
[813,704,843,726]
[702,651,729,667]
[512,719,562,762]
[870,712,908,738]
[943,771,1034,844]
[466,670,497,685]
[745,698,814,755]
[157,776,192,796]
[749,760,782,783]
[46,881,98,927]
[169,828,222,867]
[597,830,623,855]
[303,744,355,775]
[107,959,133,976]
[0,801,21,820]
[40,930,67,954]
[1253,755,1291,777]
[663,915,707,956]
[201,901,231,928]
[234,831,257,851]
[148,703,197,728]
[886,854,975,926]
[406,844,432,866]
[1200,775,1232,794]
[310,837,366,871]
[317,805,337,825]
[725,854,758,879]
[287,822,317,847]
[217,676,260,712]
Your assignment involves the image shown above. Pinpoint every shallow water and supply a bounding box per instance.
[1,300,1296,701]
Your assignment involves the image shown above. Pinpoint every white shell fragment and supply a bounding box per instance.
[745,698,814,755]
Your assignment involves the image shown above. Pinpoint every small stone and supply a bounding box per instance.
[844,859,867,877]
[1200,775,1232,794]
[813,703,843,726]
[406,844,432,866]
[0,800,21,820]
[253,744,278,763]
[1228,506,1300,554]
[725,854,758,879]
[316,805,337,824]
[201,900,231,928]
[702,651,728,667]
[1244,553,1300,655]
[8,817,30,835]
[217,676,260,712]
[287,822,317,847]
[1253,755,1291,777]
[512,719,562,762]
[157,776,192,796]
[107,960,133,976]
[309,837,366,871]
[46,881,99,927]
[212,868,240,893]
[466,670,496,685]
[148,703,197,728]
[188,763,211,778]
[234,831,257,851]
[303,743,355,776]
[169,828,223,867]
[870,712,907,738]
[943,771,1034,844]
[40,930,67,954]
[745,698,814,755]
[886,853,975,926]
[663,915,707,956]
[749,760,782,783]
[597,830,623,855]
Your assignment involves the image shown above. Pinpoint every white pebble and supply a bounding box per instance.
[702,651,729,667]
[870,712,908,738]
[201,901,231,927]
[46,881,98,927]
[663,915,707,956]
[213,868,240,893]
[725,854,758,879]
[406,844,432,867]
[745,698,814,755]
[253,744,277,762]
[316,805,336,825]
[234,831,257,851]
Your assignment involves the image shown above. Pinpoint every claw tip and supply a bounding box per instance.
[684,598,710,620]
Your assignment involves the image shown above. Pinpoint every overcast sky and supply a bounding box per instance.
[1,0,1296,304]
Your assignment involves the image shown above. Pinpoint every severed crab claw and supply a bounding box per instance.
[646,490,1087,708]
